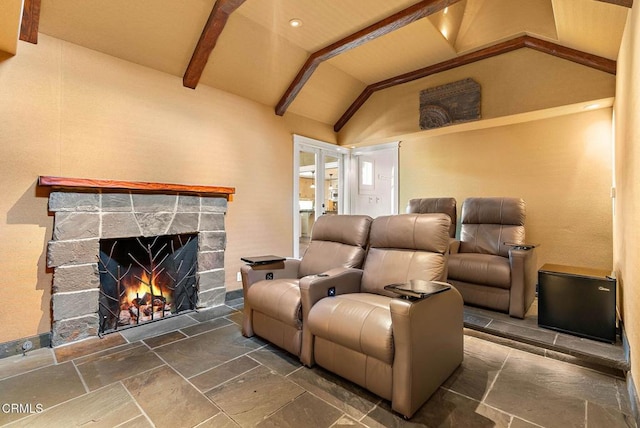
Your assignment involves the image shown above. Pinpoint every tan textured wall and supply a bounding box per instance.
[0,0,23,55]
[338,48,616,146]
[0,35,335,344]
[614,4,640,402]
[400,109,614,272]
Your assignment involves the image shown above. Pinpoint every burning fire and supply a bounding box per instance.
[118,270,174,326]
[124,271,173,306]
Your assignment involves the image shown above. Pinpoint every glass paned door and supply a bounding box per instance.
[298,149,317,255]
[324,154,339,216]
[293,136,348,258]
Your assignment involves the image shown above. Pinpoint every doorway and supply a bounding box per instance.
[293,135,349,258]
[349,142,400,218]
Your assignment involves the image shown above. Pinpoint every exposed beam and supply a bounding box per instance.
[334,35,616,132]
[20,0,41,44]
[594,0,633,8]
[522,37,617,74]
[275,0,462,116]
[183,0,246,89]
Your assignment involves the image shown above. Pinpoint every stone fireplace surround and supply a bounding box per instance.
[41,177,235,347]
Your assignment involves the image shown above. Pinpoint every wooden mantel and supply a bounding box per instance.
[38,176,235,200]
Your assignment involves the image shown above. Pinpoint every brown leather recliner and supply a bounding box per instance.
[299,214,464,419]
[241,214,372,357]
[447,197,538,318]
[406,197,457,238]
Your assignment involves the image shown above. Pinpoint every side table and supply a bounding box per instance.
[240,255,286,270]
[384,279,451,300]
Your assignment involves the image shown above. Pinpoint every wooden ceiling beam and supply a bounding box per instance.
[594,0,633,8]
[20,0,41,44]
[523,37,617,74]
[334,35,617,132]
[183,0,246,89]
[275,0,463,116]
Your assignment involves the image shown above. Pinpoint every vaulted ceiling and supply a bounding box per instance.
[18,0,632,130]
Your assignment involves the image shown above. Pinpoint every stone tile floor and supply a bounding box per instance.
[463,299,628,375]
[0,301,636,428]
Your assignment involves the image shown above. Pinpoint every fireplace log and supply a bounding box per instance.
[118,311,132,325]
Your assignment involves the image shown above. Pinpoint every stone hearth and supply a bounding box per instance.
[45,185,230,346]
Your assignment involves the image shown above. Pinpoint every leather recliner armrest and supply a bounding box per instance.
[240,258,301,290]
[241,258,301,338]
[389,286,464,418]
[299,267,364,366]
[449,239,461,254]
[508,247,538,318]
[299,267,363,304]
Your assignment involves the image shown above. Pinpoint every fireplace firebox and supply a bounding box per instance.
[98,233,198,333]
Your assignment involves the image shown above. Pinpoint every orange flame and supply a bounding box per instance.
[124,271,173,306]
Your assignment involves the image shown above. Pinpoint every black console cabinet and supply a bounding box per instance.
[538,264,616,343]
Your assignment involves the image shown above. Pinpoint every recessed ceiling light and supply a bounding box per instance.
[444,7,449,14]
[289,19,303,28]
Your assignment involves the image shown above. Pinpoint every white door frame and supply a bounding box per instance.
[293,135,350,257]
[349,141,400,215]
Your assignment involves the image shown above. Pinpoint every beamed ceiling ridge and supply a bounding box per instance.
[19,0,631,129]
[166,0,627,132]
[333,34,618,132]
[274,0,463,116]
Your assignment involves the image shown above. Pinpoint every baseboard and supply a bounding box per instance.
[627,371,640,425]
[620,322,639,424]
[0,289,243,358]
[623,321,631,366]
[225,288,243,301]
[0,333,51,360]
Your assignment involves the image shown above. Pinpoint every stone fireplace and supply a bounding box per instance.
[40,176,235,346]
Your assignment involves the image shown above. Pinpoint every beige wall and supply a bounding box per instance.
[400,109,614,271]
[0,19,633,397]
[614,2,640,400]
[338,48,616,146]
[0,35,335,344]
[332,2,634,405]
[337,42,616,273]
[0,0,23,55]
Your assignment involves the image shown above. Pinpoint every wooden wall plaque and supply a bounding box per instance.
[419,78,481,130]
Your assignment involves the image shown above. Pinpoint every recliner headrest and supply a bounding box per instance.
[461,197,525,226]
[311,214,372,248]
[406,197,457,238]
[369,213,450,254]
